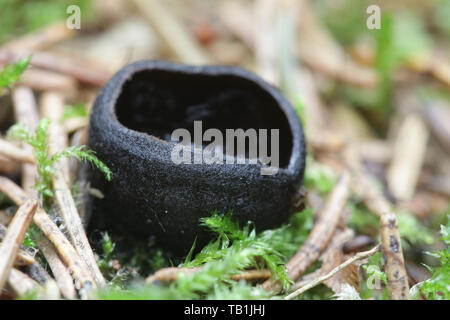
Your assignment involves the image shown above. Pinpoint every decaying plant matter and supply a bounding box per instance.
[0,200,37,290]
[285,245,380,300]
[380,213,409,299]
[263,172,351,292]
[0,177,95,293]
[0,0,449,301]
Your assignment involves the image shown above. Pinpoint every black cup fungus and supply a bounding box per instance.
[87,60,306,253]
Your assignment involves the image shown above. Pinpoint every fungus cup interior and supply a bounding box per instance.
[115,69,293,167]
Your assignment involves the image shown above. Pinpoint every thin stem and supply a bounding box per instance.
[285,245,380,300]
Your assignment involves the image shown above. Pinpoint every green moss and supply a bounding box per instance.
[397,211,434,248]
[0,55,31,92]
[183,212,293,290]
[62,103,88,121]
[304,157,337,195]
[0,0,92,44]
[96,208,314,299]
[348,201,380,236]
[313,0,369,46]
[8,118,112,207]
[360,251,388,300]
[421,216,450,299]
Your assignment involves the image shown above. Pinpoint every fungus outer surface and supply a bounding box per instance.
[87,60,306,253]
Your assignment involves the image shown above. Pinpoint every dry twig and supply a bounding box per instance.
[4,22,76,51]
[387,113,428,201]
[41,92,70,182]
[343,235,376,254]
[18,69,78,92]
[12,88,78,298]
[146,267,271,284]
[0,177,95,291]
[12,86,40,127]
[0,223,35,267]
[146,267,202,284]
[344,145,391,217]
[132,0,210,64]
[263,172,351,292]
[25,260,53,285]
[41,92,105,286]
[380,213,409,300]
[40,280,61,300]
[429,53,450,88]
[0,138,35,164]
[344,145,410,299]
[421,99,450,153]
[295,1,377,87]
[218,1,255,47]
[0,49,111,86]
[12,85,40,197]
[231,269,271,282]
[0,155,20,175]
[0,200,38,290]
[218,0,376,87]
[64,117,88,134]
[35,236,76,299]
[254,0,278,85]
[291,228,355,292]
[8,268,41,297]
[315,229,358,293]
[69,128,88,186]
[285,245,380,300]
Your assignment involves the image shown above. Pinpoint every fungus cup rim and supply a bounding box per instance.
[96,60,305,176]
